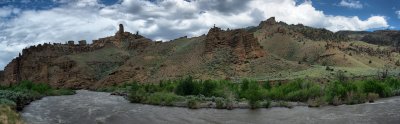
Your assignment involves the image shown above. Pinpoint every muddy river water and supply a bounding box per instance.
[21,90,400,124]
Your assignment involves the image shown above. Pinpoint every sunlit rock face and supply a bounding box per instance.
[204,26,265,64]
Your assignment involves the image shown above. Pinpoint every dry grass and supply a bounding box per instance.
[0,105,23,124]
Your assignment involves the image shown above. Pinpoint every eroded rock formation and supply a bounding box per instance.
[0,24,153,88]
[205,27,265,64]
[257,17,349,42]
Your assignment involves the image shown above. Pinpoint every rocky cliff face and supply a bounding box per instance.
[256,17,349,42]
[205,26,265,64]
[1,42,94,87]
[0,24,151,88]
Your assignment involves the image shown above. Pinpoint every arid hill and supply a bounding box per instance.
[0,17,399,89]
[337,30,400,49]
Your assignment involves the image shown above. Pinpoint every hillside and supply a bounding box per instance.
[337,30,400,48]
[0,18,399,89]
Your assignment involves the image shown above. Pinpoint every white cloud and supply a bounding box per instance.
[324,16,388,31]
[249,0,387,31]
[396,10,400,19]
[0,0,390,69]
[0,7,12,17]
[339,0,363,9]
[0,6,20,17]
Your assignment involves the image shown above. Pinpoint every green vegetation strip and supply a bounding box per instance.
[0,81,75,123]
[104,76,400,109]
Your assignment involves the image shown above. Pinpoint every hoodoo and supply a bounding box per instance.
[119,24,124,35]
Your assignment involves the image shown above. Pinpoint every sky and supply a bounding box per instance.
[0,0,399,70]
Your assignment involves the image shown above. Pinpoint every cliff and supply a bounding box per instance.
[204,26,265,63]
[0,24,151,88]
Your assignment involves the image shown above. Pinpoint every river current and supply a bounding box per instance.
[21,90,400,124]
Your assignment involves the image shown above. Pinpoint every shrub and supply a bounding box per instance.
[31,83,52,94]
[127,88,147,103]
[386,78,400,88]
[344,91,366,105]
[285,84,322,102]
[0,90,33,103]
[240,80,263,109]
[126,82,141,92]
[187,97,200,109]
[201,80,217,97]
[144,84,160,93]
[307,97,324,107]
[0,99,16,109]
[325,66,334,71]
[267,88,285,100]
[215,98,226,109]
[145,92,183,106]
[335,71,347,83]
[367,93,379,103]
[225,99,234,110]
[175,76,198,96]
[249,100,261,109]
[262,81,271,90]
[241,79,250,92]
[331,96,342,106]
[362,80,391,97]
[262,100,271,108]
[324,81,347,104]
[267,80,322,102]
[13,80,34,90]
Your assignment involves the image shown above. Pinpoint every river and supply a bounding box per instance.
[21,90,400,124]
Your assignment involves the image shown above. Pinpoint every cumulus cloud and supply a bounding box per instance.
[0,7,12,17]
[0,0,390,69]
[338,0,363,9]
[396,10,400,19]
[0,6,20,17]
[324,16,388,31]
[249,0,386,31]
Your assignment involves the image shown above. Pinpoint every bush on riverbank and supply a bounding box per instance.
[121,76,400,109]
[0,80,75,110]
[323,78,400,105]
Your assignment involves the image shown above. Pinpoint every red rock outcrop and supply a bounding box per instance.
[0,42,96,87]
[258,17,277,28]
[93,24,152,49]
[205,26,265,63]
[0,24,153,88]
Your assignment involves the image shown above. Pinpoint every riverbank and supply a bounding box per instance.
[103,76,400,109]
[21,90,400,124]
[0,81,75,123]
